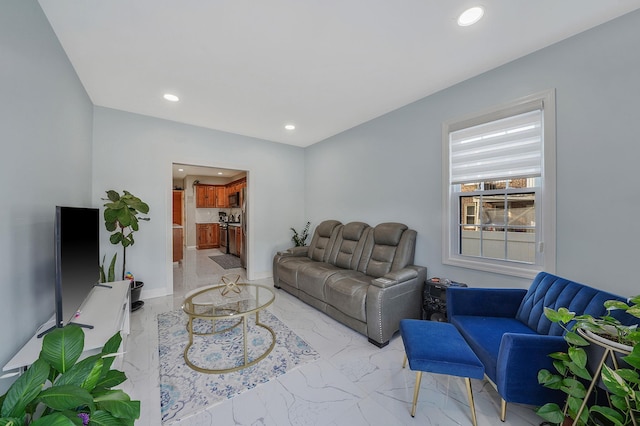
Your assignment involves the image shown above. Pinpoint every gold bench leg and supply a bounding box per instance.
[500,398,507,422]
[411,371,422,417]
[465,378,478,426]
[402,354,407,368]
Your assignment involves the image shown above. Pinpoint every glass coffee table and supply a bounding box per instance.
[182,282,276,374]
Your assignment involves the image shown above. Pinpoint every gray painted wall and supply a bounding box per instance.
[91,107,306,296]
[0,0,93,388]
[305,10,640,296]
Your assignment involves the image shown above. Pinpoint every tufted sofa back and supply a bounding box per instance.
[307,220,342,262]
[515,272,629,336]
[358,223,416,278]
[328,222,371,270]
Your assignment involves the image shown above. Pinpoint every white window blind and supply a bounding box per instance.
[450,109,542,184]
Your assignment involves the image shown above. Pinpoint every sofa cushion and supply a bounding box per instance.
[450,315,538,383]
[308,220,342,262]
[324,272,372,322]
[297,262,342,300]
[515,272,625,336]
[328,222,370,270]
[275,257,314,289]
[359,223,408,278]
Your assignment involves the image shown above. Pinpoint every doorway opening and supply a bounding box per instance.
[171,163,249,297]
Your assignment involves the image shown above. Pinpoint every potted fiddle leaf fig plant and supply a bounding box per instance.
[102,190,150,281]
[537,296,640,426]
[0,325,140,425]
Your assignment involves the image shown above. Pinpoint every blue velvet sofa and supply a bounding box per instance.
[446,271,635,421]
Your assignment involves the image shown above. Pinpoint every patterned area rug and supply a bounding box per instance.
[209,254,242,269]
[158,309,319,424]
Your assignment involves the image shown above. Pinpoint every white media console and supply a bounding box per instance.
[3,280,131,372]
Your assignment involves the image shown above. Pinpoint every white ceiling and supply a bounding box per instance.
[39,1,640,147]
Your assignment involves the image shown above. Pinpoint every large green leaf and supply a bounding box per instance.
[623,345,640,370]
[0,417,25,426]
[590,406,625,426]
[562,377,587,398]
[601,364,632,397]
[94,390,140,420]
[105,191,120,202]
[564,331,589,347]
[109,233,123,245]
[56,355,104,393]
[116,209,131,227]
[99,332,122,374]
[0,359,49,417]
[568,346,587,369]
[30,412,78,426]
[86,409,130,425]
[41,326,84,374]
[94,370,126,390]
[535,403,565,424]
[37,384,94,411]
[101,332,122,356]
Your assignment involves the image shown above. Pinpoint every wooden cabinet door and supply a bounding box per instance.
[214,186,227,208]
[212,223,220,246]
[172,190,183,225]
[195,185,207,208]
[172,227,183,262]
[206,186,216,207]
[196,224,206,249]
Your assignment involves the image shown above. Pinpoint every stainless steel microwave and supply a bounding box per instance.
[228,191,240,207]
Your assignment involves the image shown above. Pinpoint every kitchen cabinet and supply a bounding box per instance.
[196,223,220,249]
[172,190,183,225]
[214,185,227,208]
[172,227,183,262]
[196,184,228,208]
[195,185,215,208]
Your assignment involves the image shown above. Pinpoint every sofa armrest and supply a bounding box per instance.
[366,265,427,346]
[447,287,527,318]
[277,246,309,257]
[371,267,420,288]
[496,333,567,405]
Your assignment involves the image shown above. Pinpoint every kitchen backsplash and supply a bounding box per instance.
[195,208,242,223]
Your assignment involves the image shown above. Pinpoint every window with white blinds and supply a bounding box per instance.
[442,90,556,278]
[449,109,542,184]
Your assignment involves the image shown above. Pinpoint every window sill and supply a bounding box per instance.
[443,256,545,279]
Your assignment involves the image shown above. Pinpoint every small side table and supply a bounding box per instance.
[571,328,635,426]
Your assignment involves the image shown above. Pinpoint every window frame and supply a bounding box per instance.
[441,90,556,278]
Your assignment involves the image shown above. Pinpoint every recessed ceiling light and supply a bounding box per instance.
[178,168,184,172]
[458,6,484,27]
[163,93,180,102]
[217,172,223,175]
[284,124,296,130]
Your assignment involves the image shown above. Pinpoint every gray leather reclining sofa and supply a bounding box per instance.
[273,220,427,347]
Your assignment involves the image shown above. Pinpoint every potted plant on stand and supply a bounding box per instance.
[102,190,150,311]
[537,296,640,426]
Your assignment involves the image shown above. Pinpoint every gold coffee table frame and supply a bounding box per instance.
[182,283,276,374]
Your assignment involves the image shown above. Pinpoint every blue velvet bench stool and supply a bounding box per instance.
[400,319,485,426]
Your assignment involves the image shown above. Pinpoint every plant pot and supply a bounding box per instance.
[130,280,144,312]
[583,328,633,353]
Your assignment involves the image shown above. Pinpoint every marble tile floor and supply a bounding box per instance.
[121,248,545,425]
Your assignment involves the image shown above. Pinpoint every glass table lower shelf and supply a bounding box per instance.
[182,283,276,374]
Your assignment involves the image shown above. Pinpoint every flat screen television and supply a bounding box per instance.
[40,206,100,336]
